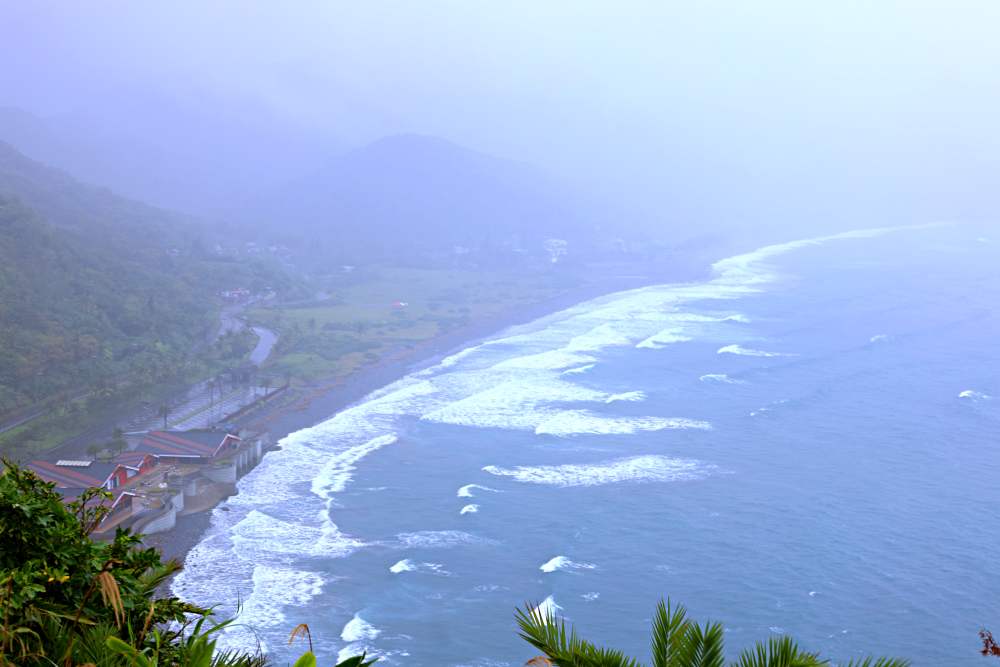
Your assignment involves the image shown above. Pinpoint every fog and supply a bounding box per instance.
[3,1,999,238]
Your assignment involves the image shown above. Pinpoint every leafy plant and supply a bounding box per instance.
[515,599,909,667]
[0,460,259,666]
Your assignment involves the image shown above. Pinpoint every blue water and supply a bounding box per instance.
[174,224,1000,665]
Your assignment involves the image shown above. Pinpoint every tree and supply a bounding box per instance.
[515,599,909,667]
[0,460,372,667]
[157,404,170,429]
[85,442,101,460]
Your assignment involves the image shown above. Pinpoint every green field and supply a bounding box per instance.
[247,265,572,380]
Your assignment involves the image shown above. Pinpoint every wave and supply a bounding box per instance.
[213,565,325,652]
[534,596,562,618]
[310,434,398,499]
[540,556,596,573]
[389,559,448,575]
[483,455,713,487]
[636,329,693,349]
[493,349,597,371]
[869,334,892,343]
[699,373,746,385]
[389,558,416,573]
[460,504,480,515]
[231,509,362,561]
[711,226,905,286]
[422,378,608,431]
[338,613,382,664]
[561,363,595,375]
[341,613,380,642]
[535,411,710,436]
[396,530,497,548]
[717,344,793,358]
[605,391,646,403]
[959,389,991,400]
[457,483,501,498]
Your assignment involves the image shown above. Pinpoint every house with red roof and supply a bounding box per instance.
[138,430,241,464]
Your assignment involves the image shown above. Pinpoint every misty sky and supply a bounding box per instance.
[3,1,999,232]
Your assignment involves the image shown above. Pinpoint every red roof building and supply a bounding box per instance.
[138,430,241,464]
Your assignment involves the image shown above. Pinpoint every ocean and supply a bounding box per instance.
[172,223,1000,665]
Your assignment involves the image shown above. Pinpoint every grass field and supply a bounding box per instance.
[247,265,571,380]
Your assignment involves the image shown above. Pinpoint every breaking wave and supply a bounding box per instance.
[699,373,746,384]
[959,389,991,400]
[460,504,480,515]
[483,455,713,487]
[605,391,646,403]
[396,531,498,548]
[457,484,501,498]
[535,411,711,436]
[540,556,597,573]
[717,344,794,358]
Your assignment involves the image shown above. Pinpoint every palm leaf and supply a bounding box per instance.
[675,621,725,667]
[735,636,827,667]
[515,603,641,667]
[651,598,689,667]
[840,659,911,667]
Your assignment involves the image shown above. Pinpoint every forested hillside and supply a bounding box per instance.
[0,142,290,418]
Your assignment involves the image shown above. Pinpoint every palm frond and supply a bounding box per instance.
[735,636,827,667]
[651,598,689,667]
[515,603,642,667]
[676,621,725,667]
[840,659,911,667]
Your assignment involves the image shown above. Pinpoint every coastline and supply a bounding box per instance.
[145,260,710,564]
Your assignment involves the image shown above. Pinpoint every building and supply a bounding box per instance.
[28,459,129,491]
[137,430,241,464]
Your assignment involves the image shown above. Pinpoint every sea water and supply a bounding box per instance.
[173,223,1000,665]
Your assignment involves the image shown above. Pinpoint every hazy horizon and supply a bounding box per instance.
[3,2,999,237]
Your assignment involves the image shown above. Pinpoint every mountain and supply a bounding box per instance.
[0,89,341,216]
[243,134,595,259]
[0,142,283,417]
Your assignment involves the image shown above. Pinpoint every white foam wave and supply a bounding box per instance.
[959,389,991,400]
[460,504,480,515]
[535,411,710,436]
[397,530,497,548]
[540,556,597,573]
[310,434,398,499]
[717,344,793,358]
[605,391,646,403]
[561,364,595,375]
[457,483,501,498]
[869,334,891,343]
[483,455,713,487]
[493,349,596,370]
[342,613,381,642]
[214,565,324,651]
[534,596,562,618]
[636,329,693,349]
[231,509,362,561]
[699,373,746,385]
[582,592,601,602]
[422,378,607,431]
[389,559,449,575]
[389,558,416,573]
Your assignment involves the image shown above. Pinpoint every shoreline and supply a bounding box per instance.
[146,260,711,563]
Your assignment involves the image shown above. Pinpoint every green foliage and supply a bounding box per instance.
[0,460,232,665]
[516,599,908,667]
[0,460,377,667]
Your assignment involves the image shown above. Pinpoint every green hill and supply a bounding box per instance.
[0,142,289,424]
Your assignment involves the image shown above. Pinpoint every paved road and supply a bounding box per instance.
[38,304,280,458]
